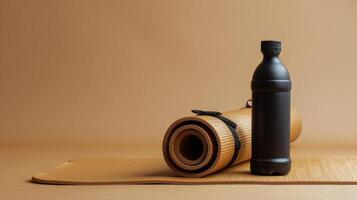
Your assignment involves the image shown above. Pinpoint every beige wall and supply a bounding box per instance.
[1,0,357,149]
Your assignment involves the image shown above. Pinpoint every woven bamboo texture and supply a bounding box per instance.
[162,107,302,177]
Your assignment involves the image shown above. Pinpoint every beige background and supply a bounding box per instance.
[2,1,357,199]
[1,0,357,150]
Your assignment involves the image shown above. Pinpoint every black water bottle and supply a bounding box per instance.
[250,40,291,175]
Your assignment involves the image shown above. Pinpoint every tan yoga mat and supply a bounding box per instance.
[32,156,357,184]
[163,106,302,177]
[32,105,305,184]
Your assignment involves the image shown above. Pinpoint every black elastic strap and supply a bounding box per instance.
[192,110,240,167]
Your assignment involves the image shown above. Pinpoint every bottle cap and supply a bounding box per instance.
[261,40,281,53]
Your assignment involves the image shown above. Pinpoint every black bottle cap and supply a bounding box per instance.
[261,40,281,53]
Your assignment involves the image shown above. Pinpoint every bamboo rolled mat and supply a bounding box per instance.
[162,107,302,177]
[32,156,357,185]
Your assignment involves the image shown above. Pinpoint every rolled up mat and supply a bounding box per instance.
[163,106,302,177]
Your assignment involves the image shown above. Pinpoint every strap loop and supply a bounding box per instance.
[245,99,252,108]
[191,110,237,129]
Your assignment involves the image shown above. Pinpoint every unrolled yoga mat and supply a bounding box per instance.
[32,156,357,184]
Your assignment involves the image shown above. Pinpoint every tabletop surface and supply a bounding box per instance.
[2,143,357,200]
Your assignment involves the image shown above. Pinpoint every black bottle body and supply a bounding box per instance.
[250,41,291,175]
